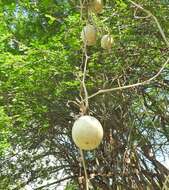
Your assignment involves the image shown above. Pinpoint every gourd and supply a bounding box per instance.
[81,25,96,46]
[101,34,114,49]
[90,0,103,14]
[72,115,103,150]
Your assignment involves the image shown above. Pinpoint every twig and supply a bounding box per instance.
[80,0,83,20]
[34,176,75,190]
[66,100,80,108]
[81,46,89,112]
[134,7,151,19]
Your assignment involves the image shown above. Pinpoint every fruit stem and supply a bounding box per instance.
[80,149,89,190]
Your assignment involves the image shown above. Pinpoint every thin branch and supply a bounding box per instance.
[81,46,89,112]
[134,7,151,19]
[34,176,75,190]
[86,57,169,100]
[80,0,85,20]
[79,1,89,114]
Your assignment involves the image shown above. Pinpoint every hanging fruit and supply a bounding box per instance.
[81,24,97,46]
[72,115,103,150]
[90,0,103,14]
[101,34,114,49]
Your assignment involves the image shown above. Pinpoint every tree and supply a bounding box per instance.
[0,0,169,189]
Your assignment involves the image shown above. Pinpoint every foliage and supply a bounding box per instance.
[0,0,169,189]
[65,182,78,190]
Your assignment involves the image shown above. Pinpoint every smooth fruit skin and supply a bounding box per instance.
[101,35,114,49]
[72,115,103,150]
[91,0,103,14]
[81,25,96,46]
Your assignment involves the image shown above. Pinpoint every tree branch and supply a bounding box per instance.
[86,57,169,100]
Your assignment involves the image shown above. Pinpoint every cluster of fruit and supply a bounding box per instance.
[81,0,113,49]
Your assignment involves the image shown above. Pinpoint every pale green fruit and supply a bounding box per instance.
[81,25,96,46]
[72,115,103,150]
[91,0,103,14]
[101,35,114,49]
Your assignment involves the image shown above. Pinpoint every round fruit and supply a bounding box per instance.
[81,25,96,46]
[90,0,103,14]
[72,115,103,150]
[101,35,114,49]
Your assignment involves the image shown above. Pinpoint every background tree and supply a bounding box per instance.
[0,0,169,189]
